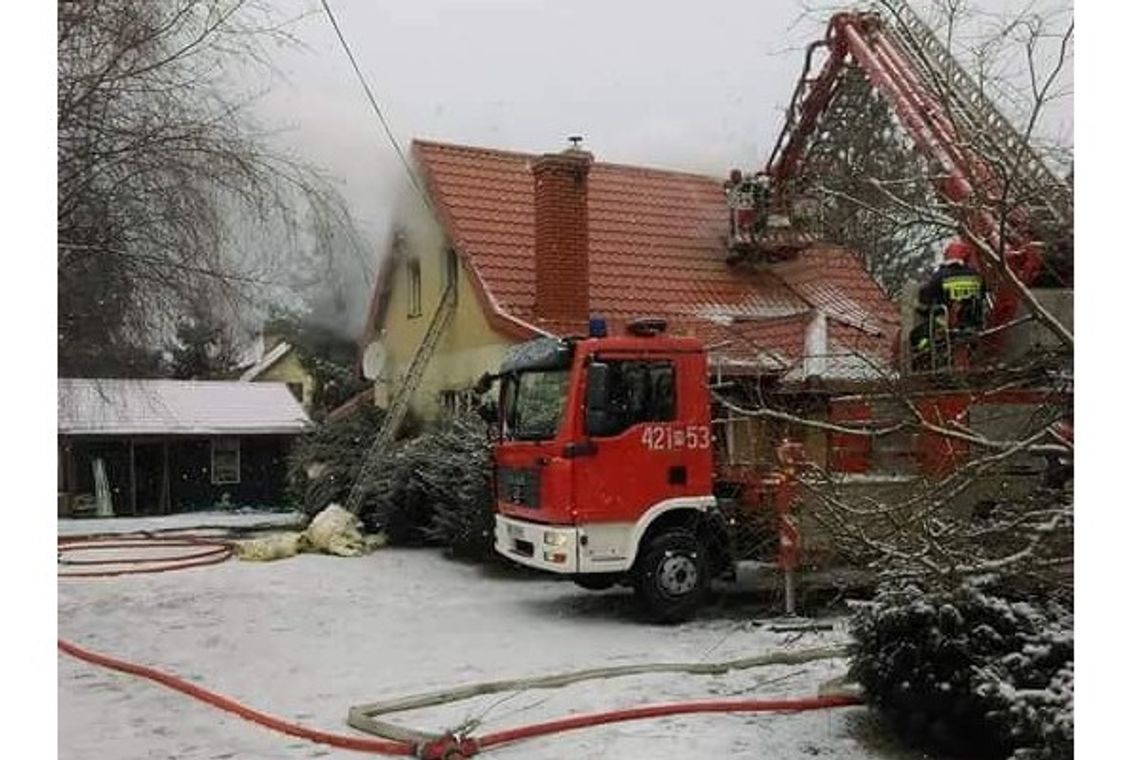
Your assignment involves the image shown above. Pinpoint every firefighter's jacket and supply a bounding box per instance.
[918,262,986,331]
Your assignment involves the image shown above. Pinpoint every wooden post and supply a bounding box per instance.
[58,439,70,492]
[784,568,797,618]
[66,442,77,495]
[57,440,68,516]
[161,440,171,514]
[129,439,137,516]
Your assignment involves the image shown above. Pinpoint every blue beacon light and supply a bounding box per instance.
[588,316,608,338]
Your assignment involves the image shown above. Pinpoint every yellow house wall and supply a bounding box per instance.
[254,349,315,410]
[369,212,519,422]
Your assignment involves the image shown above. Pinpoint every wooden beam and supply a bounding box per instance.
[58,439,68,492]
[67,442,78,495]
[129,439,137,516]
[161,440,171,514]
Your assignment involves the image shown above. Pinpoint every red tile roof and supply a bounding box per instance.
[403,140,900,375]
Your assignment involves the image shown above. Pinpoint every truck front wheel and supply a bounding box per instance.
[572,573,620,591]
[632,529,709,623]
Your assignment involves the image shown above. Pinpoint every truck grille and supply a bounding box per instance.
[498,467,541,509]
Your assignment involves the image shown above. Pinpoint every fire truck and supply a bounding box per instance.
[489,318,782,622]
[486,315,1068,622]
[487,5,1072,622]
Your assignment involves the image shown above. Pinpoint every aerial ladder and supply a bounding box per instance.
[727,1,1072,357]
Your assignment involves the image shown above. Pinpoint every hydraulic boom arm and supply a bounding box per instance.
[738,3,1071,335]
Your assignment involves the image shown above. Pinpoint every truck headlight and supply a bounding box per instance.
[543,531,568,547]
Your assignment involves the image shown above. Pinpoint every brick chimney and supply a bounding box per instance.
[532,141,593,326]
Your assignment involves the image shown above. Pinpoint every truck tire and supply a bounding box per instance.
[572,574,620,591]
[632,528,709,623]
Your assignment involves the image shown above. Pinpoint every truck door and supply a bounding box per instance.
[574,355,706,525]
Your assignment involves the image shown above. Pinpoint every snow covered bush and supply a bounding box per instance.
[290,406,496,558]
[974,629,1073,760]
[418,414,496,559]
[356,433,436,545]
[287,405,386,516]
[851,581,1072,760]
[359,412,495,559]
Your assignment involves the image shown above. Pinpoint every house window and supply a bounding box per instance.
[439,389,474,417]
[407,258,422,318]
[444,247,458,289]
[211,438,241,485]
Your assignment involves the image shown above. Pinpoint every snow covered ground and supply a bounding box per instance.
[58,509,305,538]
[58,513,928,760]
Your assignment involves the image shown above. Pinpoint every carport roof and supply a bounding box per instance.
[58,379,311,436]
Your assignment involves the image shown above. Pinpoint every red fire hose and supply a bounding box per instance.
[58,636,860,758]
[58,637,415,754]
[58,533,863,758]
[475,694,861,752]
[58,534,234,578]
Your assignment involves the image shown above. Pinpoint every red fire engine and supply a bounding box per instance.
[487,316,1066,622]
[491,320,720,621]
[488,5,1071,622]
[491,316,819,622]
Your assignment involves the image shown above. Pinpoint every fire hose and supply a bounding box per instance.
[58,533,863,758]
[58,534,234,578]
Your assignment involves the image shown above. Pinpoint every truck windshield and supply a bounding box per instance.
[503,369,570,441]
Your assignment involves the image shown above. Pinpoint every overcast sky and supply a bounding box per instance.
[249,0,1073,299]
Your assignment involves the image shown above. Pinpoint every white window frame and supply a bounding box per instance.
[211,438,241,485]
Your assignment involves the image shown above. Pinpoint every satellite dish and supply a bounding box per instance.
[362,341,388,381]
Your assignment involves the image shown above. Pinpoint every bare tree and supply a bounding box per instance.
[785,0,1073,298]
[57,0,366,377]
[715,0,1073,598]
[793,66,948,296]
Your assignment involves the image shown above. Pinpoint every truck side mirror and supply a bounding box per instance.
[477,397,498,425]
[585,362,610,437]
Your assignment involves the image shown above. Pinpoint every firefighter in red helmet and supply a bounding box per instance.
[920,240,986,325]
[910,239,988,370]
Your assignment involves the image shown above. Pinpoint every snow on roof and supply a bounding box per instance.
[404,139,899,361]
[239,340,293,381]
[58,379,311,436]
[781,349,897,382]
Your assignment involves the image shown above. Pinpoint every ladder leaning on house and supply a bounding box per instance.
[345,274,458,515]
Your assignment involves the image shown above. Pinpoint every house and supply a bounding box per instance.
[239,334,315,412]
[360,139,900,424]
[58,379,310,516]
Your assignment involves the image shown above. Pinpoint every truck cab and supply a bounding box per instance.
[490,319,722,621]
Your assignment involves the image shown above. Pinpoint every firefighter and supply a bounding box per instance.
[911,239,987,370]
[725,170,772,246]
[725,169,753,246]
[919,239,987,329]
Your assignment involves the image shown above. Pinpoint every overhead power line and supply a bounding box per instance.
[319,0,432,211]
